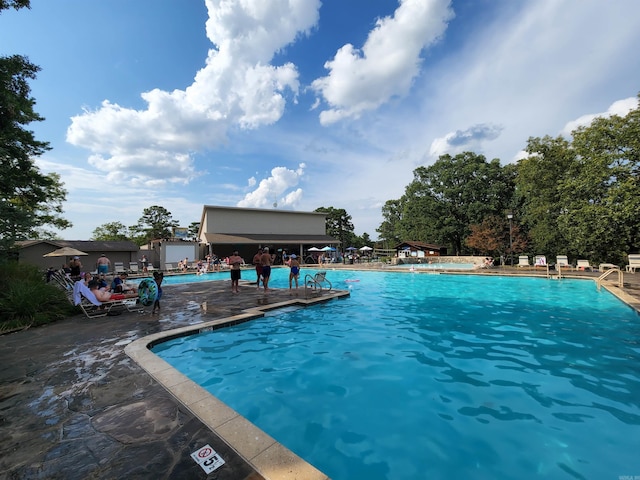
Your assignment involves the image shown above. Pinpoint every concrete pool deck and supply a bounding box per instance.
[1,265,639,479]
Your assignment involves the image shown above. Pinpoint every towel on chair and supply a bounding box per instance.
[73,281,101,306]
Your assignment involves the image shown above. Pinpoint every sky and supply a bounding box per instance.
[1,0,639,241]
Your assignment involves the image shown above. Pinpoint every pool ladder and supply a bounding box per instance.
[596,268,623,290]
[304,271,332,296]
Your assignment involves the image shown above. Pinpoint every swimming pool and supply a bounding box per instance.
[152,270,640,479]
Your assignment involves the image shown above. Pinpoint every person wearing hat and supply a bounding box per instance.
[288,254,301,290]
[228,251,243,294]
[96,253,111,275]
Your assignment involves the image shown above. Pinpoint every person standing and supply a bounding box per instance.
[260,247,273,291]
[252,247,263,289]
[96,254,111,275]
[69,256,83,281]
[289,254,300,290]
[152,271,164,314]
[228,251,243,294]
[140,254,148,274]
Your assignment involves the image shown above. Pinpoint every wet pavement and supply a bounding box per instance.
[0,274,332,480]
[1,266,639,479]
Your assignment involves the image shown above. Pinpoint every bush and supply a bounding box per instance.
[0,262,75,333]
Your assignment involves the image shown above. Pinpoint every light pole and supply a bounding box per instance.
[507,212,513,267]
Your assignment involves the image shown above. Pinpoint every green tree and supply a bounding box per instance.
[314,206,355,251]
[377,199,403,245]
[187,221,200,240]
[91,221,130,241]
[515,135,576,259]
[1,49,70,254]
[131,206,179,245]
[386,152,516,254]
[0,1,30,11]
[557,96,640,263]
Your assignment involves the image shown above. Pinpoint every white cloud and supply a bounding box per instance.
[311,0,454,125]
[237,163,305,208]
[409,0,640,164]
[66,0,321,186]
[560,97,637,137]
[429,124,503,158]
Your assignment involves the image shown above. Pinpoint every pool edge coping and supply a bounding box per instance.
[125,289,349,480]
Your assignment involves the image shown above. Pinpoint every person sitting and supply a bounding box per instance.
[111,273,137,294]
[88,280,136,302]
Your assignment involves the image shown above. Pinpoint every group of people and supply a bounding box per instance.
[250,247,301,292]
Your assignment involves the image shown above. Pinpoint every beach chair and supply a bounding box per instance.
[534,255,547,268]
[114,262,126,274]
[626,254,640,273]
[129,262,139,274]
[147,264,155,274]
[576,259,593,271]
[164,263,176,272]
[51,271,141,318]
[517,256,530,268]
[556,255,571,270]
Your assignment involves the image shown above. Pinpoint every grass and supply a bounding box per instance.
[0,262,76,334]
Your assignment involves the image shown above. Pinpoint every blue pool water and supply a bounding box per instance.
[153,270,640,479]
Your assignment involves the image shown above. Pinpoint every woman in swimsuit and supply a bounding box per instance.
[289,254,300,289]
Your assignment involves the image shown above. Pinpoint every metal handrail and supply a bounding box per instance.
[596,268,623,290]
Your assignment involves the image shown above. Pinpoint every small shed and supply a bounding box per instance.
[395,241,447,258]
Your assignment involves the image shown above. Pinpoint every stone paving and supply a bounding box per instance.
[1,265,639,479]
[0,274,323,480]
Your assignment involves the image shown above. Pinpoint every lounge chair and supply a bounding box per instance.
[114,262,126,274]
[556,255,571,270]
[51,270,141,318]
[164,263,177,272]
[517,256,530,268]
[626,254,640,273]
[129,262,139,274]
[147,264,155,273]
[534,255,547,268]
[576,259,593,271]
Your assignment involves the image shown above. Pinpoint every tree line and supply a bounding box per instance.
[377,97,640,264]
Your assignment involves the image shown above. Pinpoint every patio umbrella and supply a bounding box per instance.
[346,246,357,251]
[321,246,336,251]
[359,246,373,251]
[308,247,321,252]
[43,247,89,257]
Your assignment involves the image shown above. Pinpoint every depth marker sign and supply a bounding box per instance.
[190,444,225,474]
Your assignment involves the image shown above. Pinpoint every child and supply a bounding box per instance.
[152,271,164,314]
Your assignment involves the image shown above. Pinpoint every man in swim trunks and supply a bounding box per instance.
[289,254,300,290]
[260,247,272,291]
[228,251,243,294]
[252,247,263,289]
[96,254,111,275]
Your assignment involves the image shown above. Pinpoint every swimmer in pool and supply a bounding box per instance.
[289,254,300,289]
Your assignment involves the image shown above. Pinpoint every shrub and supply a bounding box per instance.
[0,262,75,333]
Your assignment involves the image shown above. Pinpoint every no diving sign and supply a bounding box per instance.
[190,444,225,474]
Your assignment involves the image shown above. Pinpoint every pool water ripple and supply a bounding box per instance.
[153,269,640,479]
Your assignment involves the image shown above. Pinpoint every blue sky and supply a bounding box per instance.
[2,0,639,240]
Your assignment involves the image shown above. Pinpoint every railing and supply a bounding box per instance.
[596,268,623,290]
[304,271,332,296]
